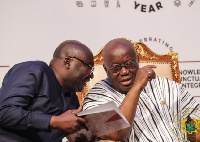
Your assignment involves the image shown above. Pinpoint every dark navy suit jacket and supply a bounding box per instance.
[0,61,79,142]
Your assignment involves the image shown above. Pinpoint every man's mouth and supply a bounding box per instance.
[120,78,133,86]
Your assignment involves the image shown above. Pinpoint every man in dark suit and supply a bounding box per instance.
[0,40,95,142]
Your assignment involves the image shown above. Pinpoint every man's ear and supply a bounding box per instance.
[103,64,108,72]
[65,57,70,69]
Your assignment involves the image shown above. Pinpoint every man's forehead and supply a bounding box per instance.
[106,50,136,64]
[108,44,135,55]
[103,39,135,60]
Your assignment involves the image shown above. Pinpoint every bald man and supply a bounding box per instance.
[83,38,200,142]
[0,40,94,142]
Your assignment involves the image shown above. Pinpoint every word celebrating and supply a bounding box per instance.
[180,69,200,88]
[139,37,173,51]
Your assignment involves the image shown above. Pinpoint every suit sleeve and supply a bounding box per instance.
[0,64,51,131]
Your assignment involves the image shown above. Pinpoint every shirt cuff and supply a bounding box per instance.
[32,112,52,131]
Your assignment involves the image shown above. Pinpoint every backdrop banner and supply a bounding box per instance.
[0,0,200,102]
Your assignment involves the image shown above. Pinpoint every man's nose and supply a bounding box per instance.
[120,67,129,75]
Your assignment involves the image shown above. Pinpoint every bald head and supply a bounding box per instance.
[103,38,137,65]
[102,38,139,94]
[50,40,94,69]
[50,40,94,91]
[53,40,93,60]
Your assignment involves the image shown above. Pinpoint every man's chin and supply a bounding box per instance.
[64,86,81,92]
[77,86,85,92]
[119,86,132,94]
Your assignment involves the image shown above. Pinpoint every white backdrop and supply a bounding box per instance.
[0,0,200,102]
